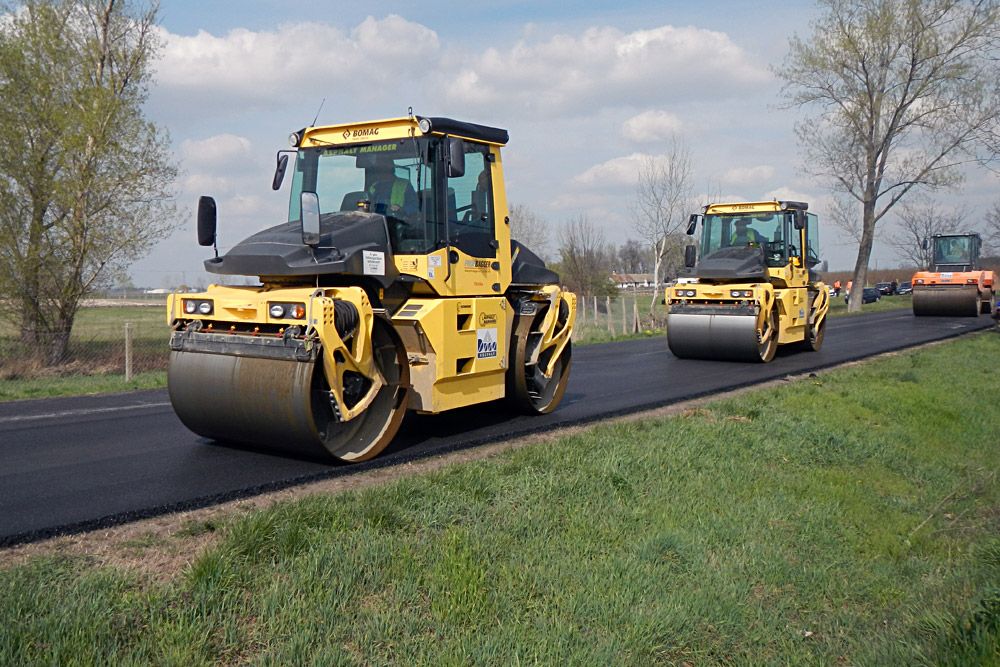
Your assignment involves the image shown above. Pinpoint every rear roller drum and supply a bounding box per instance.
[507,305,572,414]
[757,309,777,362]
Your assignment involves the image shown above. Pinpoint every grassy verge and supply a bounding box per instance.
[0,371,166,402]
[2,333,998,664]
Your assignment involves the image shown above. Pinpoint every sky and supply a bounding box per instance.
[132,0,999,287]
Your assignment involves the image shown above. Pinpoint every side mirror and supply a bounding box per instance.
[684,244,697,268]
[272,153,289,191]
[447,137,465,178]
[921,237,928,250]
[301,191,321,247]
[793,210,806,230]
[197,196,217,247]
[686,214,700,236]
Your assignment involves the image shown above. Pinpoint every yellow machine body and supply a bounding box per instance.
[167,116,575,461]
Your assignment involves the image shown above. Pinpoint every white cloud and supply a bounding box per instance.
[722,164,775,185]
[180,134,253,166]
[622,110,682,142]
[156,16,439,104]
[574,152,652,187]
[445,24,770,114]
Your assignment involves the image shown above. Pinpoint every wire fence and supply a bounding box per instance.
[0,300,170,382]
[572,290,668,343]
[0,291,670,385]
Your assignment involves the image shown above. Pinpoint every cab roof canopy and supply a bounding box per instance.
[418,117,509,145]
[704,200,809,215]
[298,115,509,148]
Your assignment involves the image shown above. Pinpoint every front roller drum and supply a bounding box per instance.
[168,324,408,462]
[667,310,776,363]
[912,286,981,317]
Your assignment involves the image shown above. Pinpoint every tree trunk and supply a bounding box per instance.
[649,237,664,313]
[849,197,878,312]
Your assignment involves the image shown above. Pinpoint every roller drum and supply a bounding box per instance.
[168,350,333,459]
[912,286,980,317]
[667,313,764,362]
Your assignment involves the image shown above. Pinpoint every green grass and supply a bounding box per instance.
[0,370,166,401]
[0,305,168,341]
[2,333,998,664]
[828,292,913,316]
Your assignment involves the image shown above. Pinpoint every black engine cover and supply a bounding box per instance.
[204,211,399,287]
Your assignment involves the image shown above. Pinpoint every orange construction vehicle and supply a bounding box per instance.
[912,233,995,316]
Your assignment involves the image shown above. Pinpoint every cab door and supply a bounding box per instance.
[443,142,507,297]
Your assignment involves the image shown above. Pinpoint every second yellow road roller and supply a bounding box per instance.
[166,115,575,462]
[666,200,829,362]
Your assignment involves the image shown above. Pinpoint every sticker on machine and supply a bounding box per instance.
[363,250,385,276]
[428,255,442,268]
[476,327,498,359]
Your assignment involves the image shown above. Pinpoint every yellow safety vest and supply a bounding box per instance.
[369,178,408,209]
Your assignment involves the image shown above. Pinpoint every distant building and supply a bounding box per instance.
[611,273,662,289]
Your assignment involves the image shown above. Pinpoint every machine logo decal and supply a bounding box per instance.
[479,312,497,326]
[363,250,385,276]
[476,328,498,358]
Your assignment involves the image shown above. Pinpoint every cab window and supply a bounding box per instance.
[446,144,496,258]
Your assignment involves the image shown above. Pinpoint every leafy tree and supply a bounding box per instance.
[631,139,694,311]
[617,239,648,273]
[0,0,177,363]
[776,0,1000,311]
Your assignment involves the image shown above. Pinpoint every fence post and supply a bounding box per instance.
[592,295,598,323]
[124,322,133,382]
[633,301,640,333]
[605,296,612,334]
[622,296,627,335]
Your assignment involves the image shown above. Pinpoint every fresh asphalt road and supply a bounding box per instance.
[0,309,993,546]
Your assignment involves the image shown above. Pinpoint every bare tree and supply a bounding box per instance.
[631,138,694,311]
[555,215,616,297]
[617,239,648,273]
[888,198,965,268]
[776,0,1000,312]
[0,0,177,363]
[986,199,1000,254]
[508,202,550,260]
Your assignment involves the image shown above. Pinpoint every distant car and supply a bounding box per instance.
[845,287,881,304]
[875,282,894,296]
[897,281,912,295]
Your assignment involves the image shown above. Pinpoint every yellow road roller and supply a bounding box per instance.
[666,200,829,362]
[911,233,995,317]
[166,115,575,462]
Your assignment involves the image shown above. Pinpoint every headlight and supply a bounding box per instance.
[685,289,697,297]
[268,303,306,319]
[184,300,196,314]
[915,279,924,285]
[967,278,977,284]
[418,117,432,133]
[197,301,213,315]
